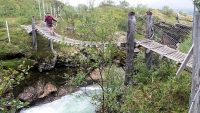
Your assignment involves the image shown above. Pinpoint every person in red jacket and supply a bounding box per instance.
[44,13,57,36]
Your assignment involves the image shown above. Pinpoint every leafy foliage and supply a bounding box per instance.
[194,0,200,12]
[97,53,190,113]
[161,6,174,17]
[0,61,32,113]
[0,0,193,113]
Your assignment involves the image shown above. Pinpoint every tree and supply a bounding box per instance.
[77,4,88,12]
[119,0,129,8]
[194,0,200,12]
[161,6,174,16]
[87,0,95,9]
[100,0,115,6]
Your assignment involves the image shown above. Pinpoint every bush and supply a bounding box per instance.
[161,6,174,16]
[96,53,190,113]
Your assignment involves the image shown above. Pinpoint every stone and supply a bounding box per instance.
[86,69,102,81]
[18,79,57,102]
[35,78,45,97]
[18,86,35,102]
[39,82,57,98]
[57,86,67,97]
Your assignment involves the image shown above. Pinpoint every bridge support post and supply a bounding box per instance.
[124,12,136,86]
[48,39,54,51]
[189,9,200,113]
[32,16,37,51]
[145,11,153,70]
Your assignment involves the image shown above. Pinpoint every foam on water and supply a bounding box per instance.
[20,85,101,113]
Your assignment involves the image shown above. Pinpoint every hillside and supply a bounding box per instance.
[0,0,193,113]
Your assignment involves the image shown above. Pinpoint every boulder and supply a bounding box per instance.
[18,86,35,102]
[18,78,57,103]
[35,78,45,97]
[39,82,57,98]
[86,69,103,81]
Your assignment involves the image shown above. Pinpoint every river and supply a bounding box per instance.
[20,85,101,113]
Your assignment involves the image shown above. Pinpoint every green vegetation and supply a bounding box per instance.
[161,6,174,17]
[0,0,193,113]
[86,48,191,112]
[194,0,200,12]
[179,35,193,53]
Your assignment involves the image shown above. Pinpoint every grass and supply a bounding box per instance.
[0,25,31,55]
[98,53,191,113]
[152,9,193,26]
[0,59,24,68]
[178,36,192,53]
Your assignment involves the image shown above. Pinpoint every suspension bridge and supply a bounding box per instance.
[18,0,200,110]
[21,21,193,69]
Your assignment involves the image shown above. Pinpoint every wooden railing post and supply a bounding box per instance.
[37,0,42,19]
[46,4,49,13]
[124,12,136,86]
[6,20,11,43]
[42,0,45,18]
[48,39,54,51]
[190,9,200,113]
[50,4,53,16]
[145,11,153,69]
[53,7,56,18]
[32,16,37,51]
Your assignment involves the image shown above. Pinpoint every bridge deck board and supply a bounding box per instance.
[137,39,192,68]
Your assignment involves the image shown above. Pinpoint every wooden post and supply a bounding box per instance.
[46,4,49,13]
[48,39,54,51]
[32,16,37,51]
[176,13,180,23]
[50,4,53,16]
[37,0,42,19]
[6,20,10,43]
[176,45,193,76]
[53,6,57,27]
[145,11,153,69]
[57,7,60,17]
[42,0,45,19]
[190,9,200,113]
[124,12,136,86]
[53,7,56,18]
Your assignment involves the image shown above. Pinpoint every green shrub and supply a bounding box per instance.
[161,6,174,16]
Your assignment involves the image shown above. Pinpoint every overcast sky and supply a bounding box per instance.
[58,0,194,11]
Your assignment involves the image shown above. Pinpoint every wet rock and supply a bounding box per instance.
[57,86,67,97]
[35,78,45,97]
[86,69,102,81]
[18,79,57,103]
[39,82,57,98]
[18,86,35,102]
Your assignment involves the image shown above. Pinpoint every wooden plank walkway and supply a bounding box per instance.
[137,39,193,68]
[21,25,110,48]
[21,25,193,68]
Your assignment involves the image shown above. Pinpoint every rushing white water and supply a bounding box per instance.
[20,85,101,113]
